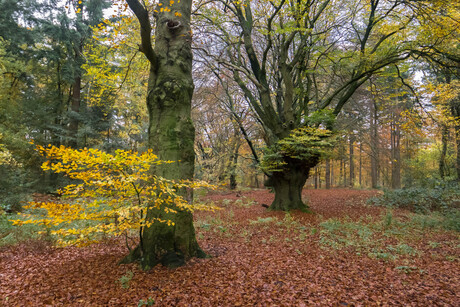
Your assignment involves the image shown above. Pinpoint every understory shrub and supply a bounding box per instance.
[368,184,460,213]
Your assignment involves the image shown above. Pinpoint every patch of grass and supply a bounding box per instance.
[276,212,303,232]
[226,209,234,220]
[195,215,224,229]
[368,249,397,261]
[234,196,257,208]
[221,199,232,207]
[428,241,441,248]
[318,213,422,261]
[389,243,418,256]
[118,270,134,289]
[138,297,155,307]
[239,228,253,242]
[249,217,278,225]
[319,218,377,251]
[395,266,419,274]
[194,215,230,237]
[319,210,458,261]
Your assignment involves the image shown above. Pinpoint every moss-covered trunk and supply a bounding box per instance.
[123,0,204,269]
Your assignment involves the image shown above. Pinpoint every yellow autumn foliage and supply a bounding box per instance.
[13,144,216,247]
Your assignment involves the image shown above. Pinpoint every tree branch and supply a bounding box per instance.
[126,0,157,66]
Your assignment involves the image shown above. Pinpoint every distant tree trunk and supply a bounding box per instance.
[359,142,362,187]
[68,3,84,148]
[446,72,460,181]
[451,111,460,181]
[227,120,242,190]
[314,166,318,189]
[69,76,81,148]
[229,141,240,190]
[343,159,347,187]
[339,157,343,187]
[439,124,448,179]
[123,0,205,269]
[370,100,379,188]
[325,158,331,189]
[331,160,334,187]
[391,115,401,189]
[455,125,460,181]
[349,134,355,187]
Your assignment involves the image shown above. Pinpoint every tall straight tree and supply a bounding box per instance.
[123,0,205,268]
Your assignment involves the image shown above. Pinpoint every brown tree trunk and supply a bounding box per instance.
[68,2,84,148]
[339,157,343,187]
[68,77,81,148]
[229,141,240,190]
[391,115,401,189]
[455,123,460,181]
[370,100,379,188]
[446,73,460,181]
[349,134,355,187]
[439,124,448,179]
[359,142,362,187]
[325,158,331,189]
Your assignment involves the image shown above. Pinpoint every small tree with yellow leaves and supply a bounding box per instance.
[13,145,215,249]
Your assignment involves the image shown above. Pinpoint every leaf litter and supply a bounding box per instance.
[0,189,458,306]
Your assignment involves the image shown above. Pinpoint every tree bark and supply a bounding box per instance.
[123,0,204,269]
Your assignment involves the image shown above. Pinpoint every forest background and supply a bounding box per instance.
[1,0,459,207]
[0,0,459,260]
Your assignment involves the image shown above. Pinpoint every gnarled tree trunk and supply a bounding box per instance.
[123,0,204,269]
[265,158,316,211]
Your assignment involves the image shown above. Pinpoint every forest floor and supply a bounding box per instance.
[0,189,459,306]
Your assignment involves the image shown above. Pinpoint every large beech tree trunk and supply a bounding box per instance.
[123,0,204,269]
